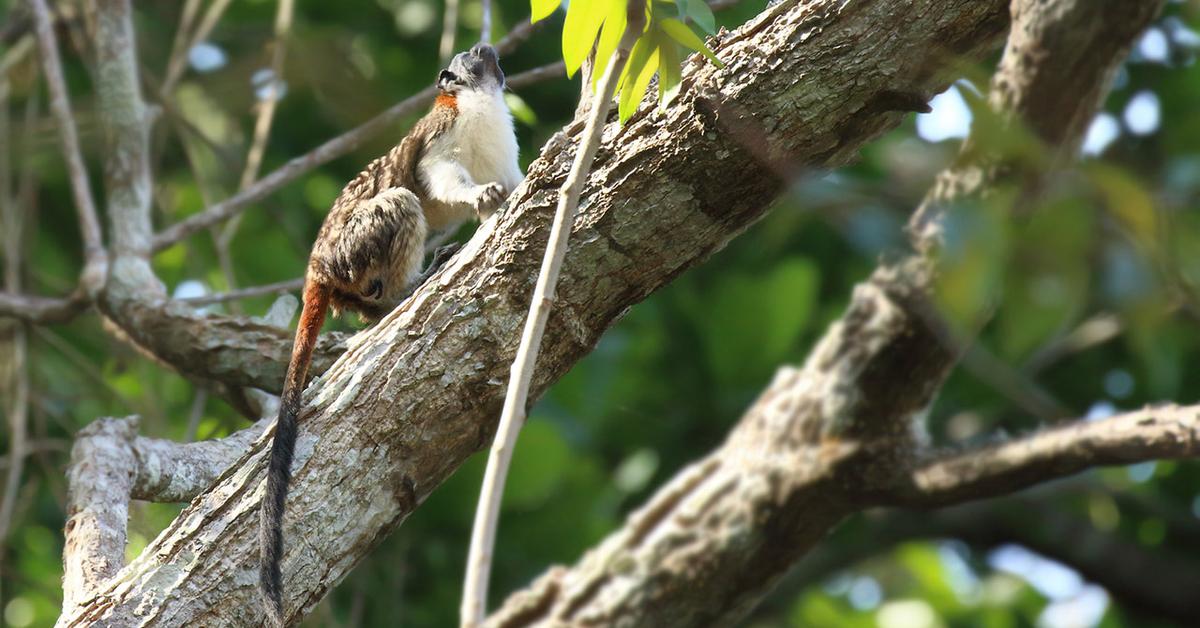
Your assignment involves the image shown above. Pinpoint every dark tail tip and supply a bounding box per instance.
[260,402,297,628]
[260,497,287,627]
[259,573,285,627]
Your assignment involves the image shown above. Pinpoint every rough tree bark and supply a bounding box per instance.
[55,0,1180,625]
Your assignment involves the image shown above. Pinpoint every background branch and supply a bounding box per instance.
[0,75,31,549]
[902,404,1200,506]
[480,0,492,45]
[439,0,460,64]
[0,289,89,324]
[215,0,297,302]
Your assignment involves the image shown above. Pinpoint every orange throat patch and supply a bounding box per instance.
[435,92,458,111]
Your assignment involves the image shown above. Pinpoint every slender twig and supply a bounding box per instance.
[460,3,646,625]
[439,0,460,64]
[0,440,69,470]
[151,62,566,251]
[163,0,203,92]
[224,0,296,223]
[960,341,1072,422]
[0,87,88,325]
[179,277,304,305]
[0,35,35,77]
[216,0,297,304]
[0,289,89,323]
[0,297,30,548]
[480,0,492,44]
[1023,312,1121,373]
[184,390,208,442]
[162,0,234,94]
[240,0,296,186]
[505,60,565,90]
[494,17,537,57]
[29,0,108,296]
[0,74,31,548]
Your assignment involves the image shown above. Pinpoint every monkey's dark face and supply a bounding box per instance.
[438,44,505,94]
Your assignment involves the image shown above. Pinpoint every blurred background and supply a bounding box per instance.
[1,0,1199,626]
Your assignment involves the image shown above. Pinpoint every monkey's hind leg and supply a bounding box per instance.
[327,187,428,323]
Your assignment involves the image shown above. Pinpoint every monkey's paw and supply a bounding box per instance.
[472,182,506,217]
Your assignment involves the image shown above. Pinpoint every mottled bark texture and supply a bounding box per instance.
[62,418,137,618]
[59,0,1172,626]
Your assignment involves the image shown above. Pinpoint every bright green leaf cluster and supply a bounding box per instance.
[538,0,723,122]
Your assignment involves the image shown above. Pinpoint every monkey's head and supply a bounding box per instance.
[438,43,505,95]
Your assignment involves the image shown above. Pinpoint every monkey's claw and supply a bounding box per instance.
[472,182,506,215]
[417,242,463,284]
[431,242,462,268]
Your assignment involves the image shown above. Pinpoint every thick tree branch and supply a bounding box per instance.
[901,404,1200,506]
[131,417,272,502]
[61,0,1018,624]
[92,0,153,273]
[62,418,137,617]
[60,411,275,619]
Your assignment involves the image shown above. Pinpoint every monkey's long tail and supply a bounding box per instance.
[260,280,331,627]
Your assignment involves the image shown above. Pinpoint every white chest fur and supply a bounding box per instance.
[433,90,523,192]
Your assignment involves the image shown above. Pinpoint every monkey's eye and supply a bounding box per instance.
[438,70,458,86]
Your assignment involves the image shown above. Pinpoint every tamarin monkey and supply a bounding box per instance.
[259,43,522,626]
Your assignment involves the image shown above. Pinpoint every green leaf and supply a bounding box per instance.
[592,0,629,87]
[656,30,681,105]
[531,0,560,24]
[618,37,659,122]
[562,0,609,77]
[659,17,722,67]
[686,0,716,35]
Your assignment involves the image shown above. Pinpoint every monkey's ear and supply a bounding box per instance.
[437,70,457,91]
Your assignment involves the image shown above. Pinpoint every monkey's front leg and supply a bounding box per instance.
[420,159,506,221]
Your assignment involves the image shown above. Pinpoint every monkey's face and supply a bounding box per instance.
[438,44,505,95]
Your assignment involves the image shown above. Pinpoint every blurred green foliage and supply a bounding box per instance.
[1,0,1199,627]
